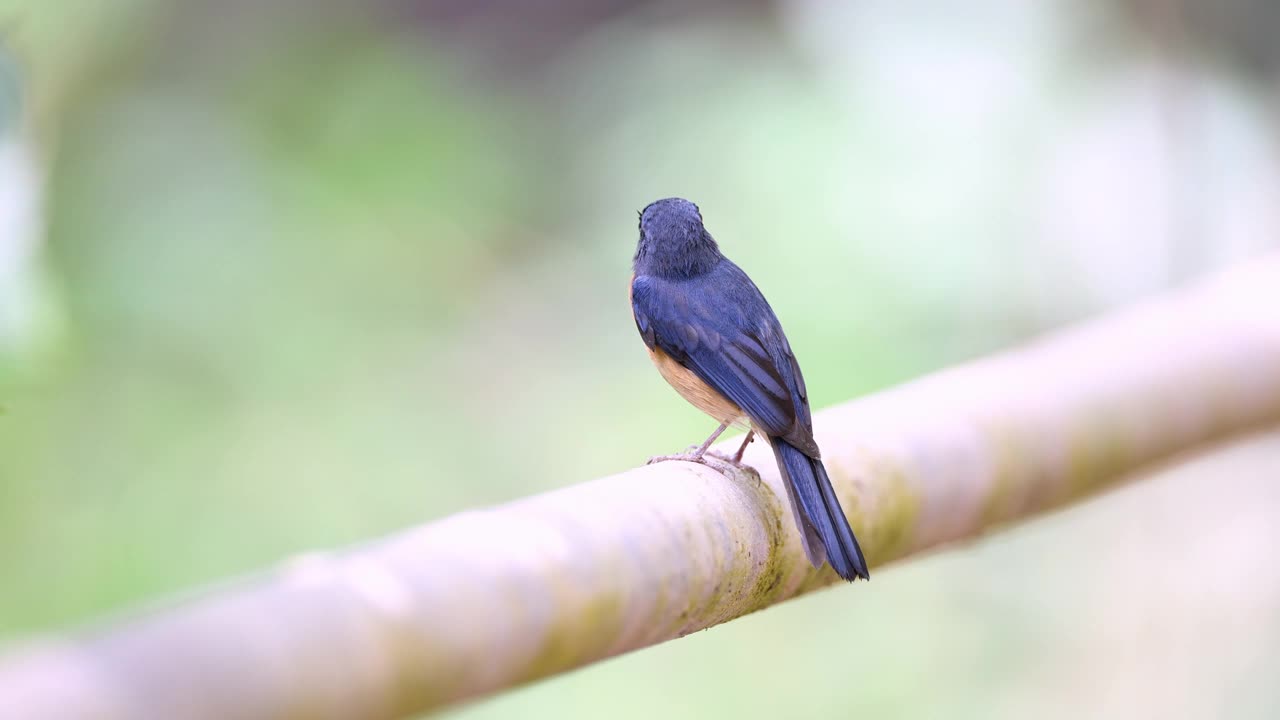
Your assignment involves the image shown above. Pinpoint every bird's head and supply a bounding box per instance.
[634,197,722,279]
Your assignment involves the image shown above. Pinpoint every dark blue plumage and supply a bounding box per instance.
[631,197,869,582]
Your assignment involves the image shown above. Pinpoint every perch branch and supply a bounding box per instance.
[3,256,1280,719]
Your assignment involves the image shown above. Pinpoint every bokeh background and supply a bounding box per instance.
[3,0,1280,718]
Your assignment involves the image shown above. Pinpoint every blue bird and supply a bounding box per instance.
[630,197,869,581]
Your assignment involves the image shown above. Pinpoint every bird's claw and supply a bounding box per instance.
[705,449,747,467]
[645,452,737,474]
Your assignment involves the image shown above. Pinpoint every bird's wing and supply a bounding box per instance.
[632,269,819,456]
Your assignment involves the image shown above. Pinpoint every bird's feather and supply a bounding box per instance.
[631,262,818,455]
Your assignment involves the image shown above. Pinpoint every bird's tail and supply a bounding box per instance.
[769,437,869,581]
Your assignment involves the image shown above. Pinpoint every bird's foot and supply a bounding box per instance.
[705,449,747,468]
[645,444,700,464]
[646,451,737,474]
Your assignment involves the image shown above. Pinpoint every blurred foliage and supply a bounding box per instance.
[1,0,1279,718]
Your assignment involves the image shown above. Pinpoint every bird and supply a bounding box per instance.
[629,197,869,582]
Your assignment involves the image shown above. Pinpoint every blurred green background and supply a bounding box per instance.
[2,0,1279,717]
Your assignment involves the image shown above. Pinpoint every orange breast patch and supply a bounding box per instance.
[648,346,746,427]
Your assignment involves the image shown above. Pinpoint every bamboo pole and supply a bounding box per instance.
[3,256,1280,720]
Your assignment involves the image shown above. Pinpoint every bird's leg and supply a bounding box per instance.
[731,430,755,464]
[690,422,729,460]
[707,430,755,466]
[646,423,730,466]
